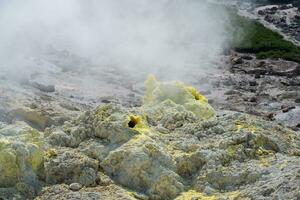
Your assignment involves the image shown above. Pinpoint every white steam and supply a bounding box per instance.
[0,0,230,80]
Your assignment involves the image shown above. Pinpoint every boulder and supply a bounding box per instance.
[44,149,99,186]
[0,122,44,199]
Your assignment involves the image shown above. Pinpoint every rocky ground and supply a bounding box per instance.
[0,48,143,131]
[1,2,300,200]
[208,52,300,131]
[0,48,299,199]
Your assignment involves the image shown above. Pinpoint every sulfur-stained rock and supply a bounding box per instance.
[78,140,112,162]
[47,104,145,148]
[0,144,20,187]
[143,100,198,130]
[33,77,300,200]
[175,189,242,200]
[12,108,56,130]
[0,122,44,199]
[143,75,215,120]
[44,148,99,186]
[47,129,79,148]
[35,184,139,200]
[198,165,261,191]
[92,105,142,144]
[242,155,300,200]
[101,135,184,200]
[175,151,206,177]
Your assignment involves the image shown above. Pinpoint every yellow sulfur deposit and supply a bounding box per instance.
[175,190,241,200]
[26,144,44,172]
[127,115,150,135]
[128,115,141,128]
[45,148,58,159]
[143,75,215,120]
[234,120,256,133]
[175,190,217,200]
[0,145,20,187]
[0,124,44,188]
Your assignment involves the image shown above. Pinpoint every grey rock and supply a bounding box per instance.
[69,183,82,191]
[44,149,99,186]
[32,82,55,93]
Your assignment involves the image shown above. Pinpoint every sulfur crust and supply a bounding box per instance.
[143,75,215,120]
[0,128,44,187]
[175,190,241,200]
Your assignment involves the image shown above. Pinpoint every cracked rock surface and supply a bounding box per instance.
[1,76,299,200]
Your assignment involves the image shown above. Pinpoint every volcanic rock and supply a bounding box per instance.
[69,183,82,191]
[40,77,300,200]
[0,122,44,199]
[31,82,55,93]
[0,76,299,200]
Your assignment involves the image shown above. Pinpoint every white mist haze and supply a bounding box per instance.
[0,0,231,80]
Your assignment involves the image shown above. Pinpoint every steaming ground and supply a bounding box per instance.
[1,47,300,199]
[0,46,224,129]
[0,1,300,199]
[0,0,230,81]
[0,0,299,132]
[0,0,232,127]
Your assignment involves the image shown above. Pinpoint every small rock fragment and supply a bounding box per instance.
[69,183,82,191]
[32,82,55,93]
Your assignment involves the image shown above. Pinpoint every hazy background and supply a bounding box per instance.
[0,0,231,81]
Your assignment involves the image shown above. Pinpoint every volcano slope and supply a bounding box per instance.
[0,76,300,200]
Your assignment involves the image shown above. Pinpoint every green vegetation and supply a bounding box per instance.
[228,9,300,63]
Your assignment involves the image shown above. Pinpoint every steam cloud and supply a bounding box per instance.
[0,0,231,80]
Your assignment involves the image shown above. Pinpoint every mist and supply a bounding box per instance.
[0,0,231,81]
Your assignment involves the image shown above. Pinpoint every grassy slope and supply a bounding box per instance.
[228,9,300,63]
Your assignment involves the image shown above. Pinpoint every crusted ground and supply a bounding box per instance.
[0,76,299,200]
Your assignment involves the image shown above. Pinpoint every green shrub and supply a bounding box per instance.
[227,8,300,63]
